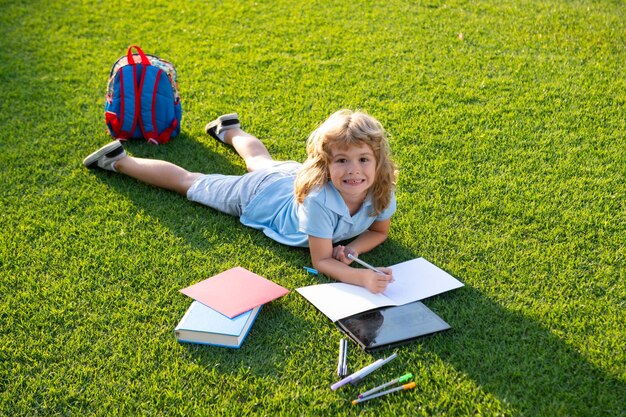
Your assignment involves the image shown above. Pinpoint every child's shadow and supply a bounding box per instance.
[92,132,272,252]
[380,241,625,416]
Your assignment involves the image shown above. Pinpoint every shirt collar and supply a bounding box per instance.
[324,182,373,221]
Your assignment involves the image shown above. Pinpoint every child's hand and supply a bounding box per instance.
[363,267,394,294]
[332,245,357,265]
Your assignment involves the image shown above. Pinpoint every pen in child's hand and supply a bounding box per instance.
[347,253,384,274]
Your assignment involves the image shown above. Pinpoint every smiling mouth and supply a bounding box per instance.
[343,179,365,185]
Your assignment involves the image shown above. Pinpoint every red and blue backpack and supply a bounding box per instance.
[105,45,182,144]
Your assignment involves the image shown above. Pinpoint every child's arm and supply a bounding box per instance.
[308,228,393,294]
[333,219,391,264]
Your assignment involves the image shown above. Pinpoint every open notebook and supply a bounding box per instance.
[297,257,464,322]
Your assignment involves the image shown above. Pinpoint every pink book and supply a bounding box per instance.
[180,267,289,318]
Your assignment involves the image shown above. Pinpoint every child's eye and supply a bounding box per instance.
[360,157,370,163]
[336,158,347,163]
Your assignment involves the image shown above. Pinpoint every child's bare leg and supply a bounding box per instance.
[115,156,201,196]
[222,128,276,172]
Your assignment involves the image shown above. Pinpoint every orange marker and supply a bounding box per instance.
[351,382,416,405]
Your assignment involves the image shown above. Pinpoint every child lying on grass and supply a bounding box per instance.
[84,109,398,293]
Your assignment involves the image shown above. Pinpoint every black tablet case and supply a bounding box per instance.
[336,301,451,352]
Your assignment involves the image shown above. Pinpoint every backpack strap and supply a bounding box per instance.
[115,64,142,139]
[124,46,150,139]
[106,48,149,139]
[158,113,179,143]
[127,45,151,66]
[139,67,179,144]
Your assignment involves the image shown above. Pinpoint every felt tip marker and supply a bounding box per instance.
[350,353,397,385]
[352,382,417,405]
[341,339,348,377]
[330,359,383,390]
[358,373,413,399]
[337,339,346,377]
[303,266,318,275]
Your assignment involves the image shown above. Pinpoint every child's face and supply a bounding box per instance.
[328,143,377,203]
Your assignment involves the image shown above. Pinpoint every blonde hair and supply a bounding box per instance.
[294,109,397,215]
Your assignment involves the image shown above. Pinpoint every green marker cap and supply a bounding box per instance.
[399,373,413,383]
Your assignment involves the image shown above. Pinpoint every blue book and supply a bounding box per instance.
[175,301,262,348]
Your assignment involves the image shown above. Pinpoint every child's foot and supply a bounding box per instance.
[205,113,240,144]
[83,140,126,172]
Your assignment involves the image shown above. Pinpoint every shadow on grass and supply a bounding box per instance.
[381,243,625,416]
[87,132,273,252]
[441,289,624,415]
[86,144,624,415]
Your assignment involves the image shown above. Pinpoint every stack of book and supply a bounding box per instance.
[175,267,289,348]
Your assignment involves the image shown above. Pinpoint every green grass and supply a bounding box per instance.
[1,0,625,415]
